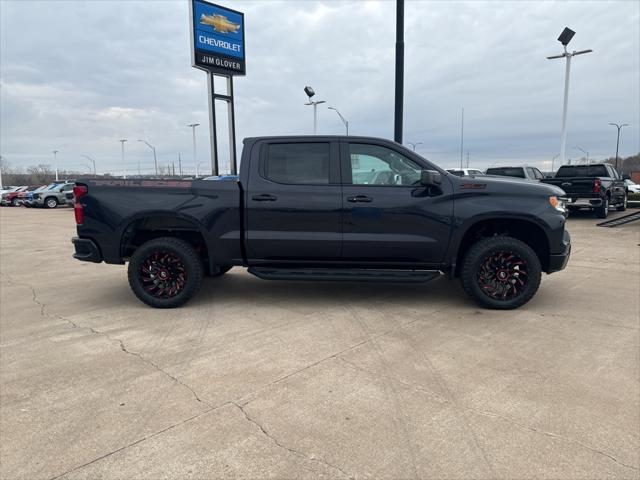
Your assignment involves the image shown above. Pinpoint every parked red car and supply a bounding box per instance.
[1,186,28,207]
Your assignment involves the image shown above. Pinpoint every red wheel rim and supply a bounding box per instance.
[477,250,528,301]
[139,251,187,299]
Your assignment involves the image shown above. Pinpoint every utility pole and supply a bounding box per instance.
[52,150,59,181]
[609,123,628,172]
[178,153,183,176]
[460,107,464,169]
[118,139,127,179]
[0,155,4,189]
[394,0,404,144]
[188,123,200,177]
[547,27,592,166]
[466,150,469,168]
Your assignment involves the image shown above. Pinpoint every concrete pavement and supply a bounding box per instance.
[1,206,638,479]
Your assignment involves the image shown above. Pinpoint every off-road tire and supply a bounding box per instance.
[44,197,58,209]
[127,237,203,308]
[616,194,627,212]
[461,236,542,310]
[596,197,609,219]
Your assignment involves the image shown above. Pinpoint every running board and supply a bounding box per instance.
[248,267,443,283]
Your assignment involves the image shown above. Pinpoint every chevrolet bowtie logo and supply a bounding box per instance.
[200,13,240,34]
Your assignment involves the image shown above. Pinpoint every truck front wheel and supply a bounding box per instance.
[127,237,203,308]
[461,236,542,310]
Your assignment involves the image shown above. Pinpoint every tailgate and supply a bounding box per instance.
[552,177,596,195]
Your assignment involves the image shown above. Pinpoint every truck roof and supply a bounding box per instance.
[243,135,399,143]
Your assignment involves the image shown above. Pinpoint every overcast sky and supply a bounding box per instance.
[1,0,639,175]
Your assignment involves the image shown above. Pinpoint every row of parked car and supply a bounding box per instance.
[447,164,639,219]
[0,181,75,208]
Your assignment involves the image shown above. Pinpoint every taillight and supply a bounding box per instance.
[593,178,601,194]
[73,185,88,225]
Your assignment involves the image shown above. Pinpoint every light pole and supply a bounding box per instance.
[574,146,589,164]
[138,139,158,176]
[52,150,59,181]
[187,124,200,177]
[118,139,127,179]
[551,153,560,172]
[304,86,326,134]
[406,142,422,151]
[547,27,593,166]
[459,107,464,169]
[82,155,96,175]
[609,123,628,172]
[328,107,349,135]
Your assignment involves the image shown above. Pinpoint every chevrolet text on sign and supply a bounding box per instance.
[190,0,246,75]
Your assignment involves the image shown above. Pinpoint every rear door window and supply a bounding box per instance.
[264,143,330,184]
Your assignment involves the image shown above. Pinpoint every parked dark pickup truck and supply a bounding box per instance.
[72,136,570,310]
[542,163,627,218]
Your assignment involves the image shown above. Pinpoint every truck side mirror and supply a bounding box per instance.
[420,170,442,186]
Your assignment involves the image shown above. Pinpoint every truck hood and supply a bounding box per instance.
[459,175,566,196]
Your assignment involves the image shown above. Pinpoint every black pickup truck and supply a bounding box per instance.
[72,136,570,310]
[542,163,627,218]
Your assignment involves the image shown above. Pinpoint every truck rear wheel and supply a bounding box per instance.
[461,236,541,310]
[127,237,203,308]
[596,197,609,219]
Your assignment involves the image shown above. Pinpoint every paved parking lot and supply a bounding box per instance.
[1,206,638,479]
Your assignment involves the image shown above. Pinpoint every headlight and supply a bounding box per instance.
[549,196,566,213]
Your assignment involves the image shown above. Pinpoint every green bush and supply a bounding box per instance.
[628,192,640,202]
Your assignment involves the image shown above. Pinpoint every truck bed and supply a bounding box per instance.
[75,177,243,268]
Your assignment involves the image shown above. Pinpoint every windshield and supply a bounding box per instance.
[555,165,609,178]
[485,167,525,178]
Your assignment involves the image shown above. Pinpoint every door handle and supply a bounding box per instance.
[347,195,373,203]
[252,194,277,201]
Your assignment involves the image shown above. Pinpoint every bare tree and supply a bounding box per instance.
[27,164,54,184]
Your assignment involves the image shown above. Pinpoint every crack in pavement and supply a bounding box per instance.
[233,402,353,479]
[465,407,640,473]
[12,277,214,409]
[49,404,230,480]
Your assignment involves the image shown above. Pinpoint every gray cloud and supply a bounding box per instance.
[1,0,638,175]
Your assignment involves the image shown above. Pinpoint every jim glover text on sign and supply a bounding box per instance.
[190,0,246,75]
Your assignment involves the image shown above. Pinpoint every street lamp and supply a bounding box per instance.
[52,150,59,181]
[609,123,628,172]
[574,146,589,164]
[304,86,326,134]
[82,155,96,175]
[187,123,200,177]
[327,107,349,135]
[547,27,593,167]
[138,139,158,176]
[406,141,422,151]
[118,139,127,179]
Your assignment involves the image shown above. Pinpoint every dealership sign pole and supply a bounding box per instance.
[190,0,245,176]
